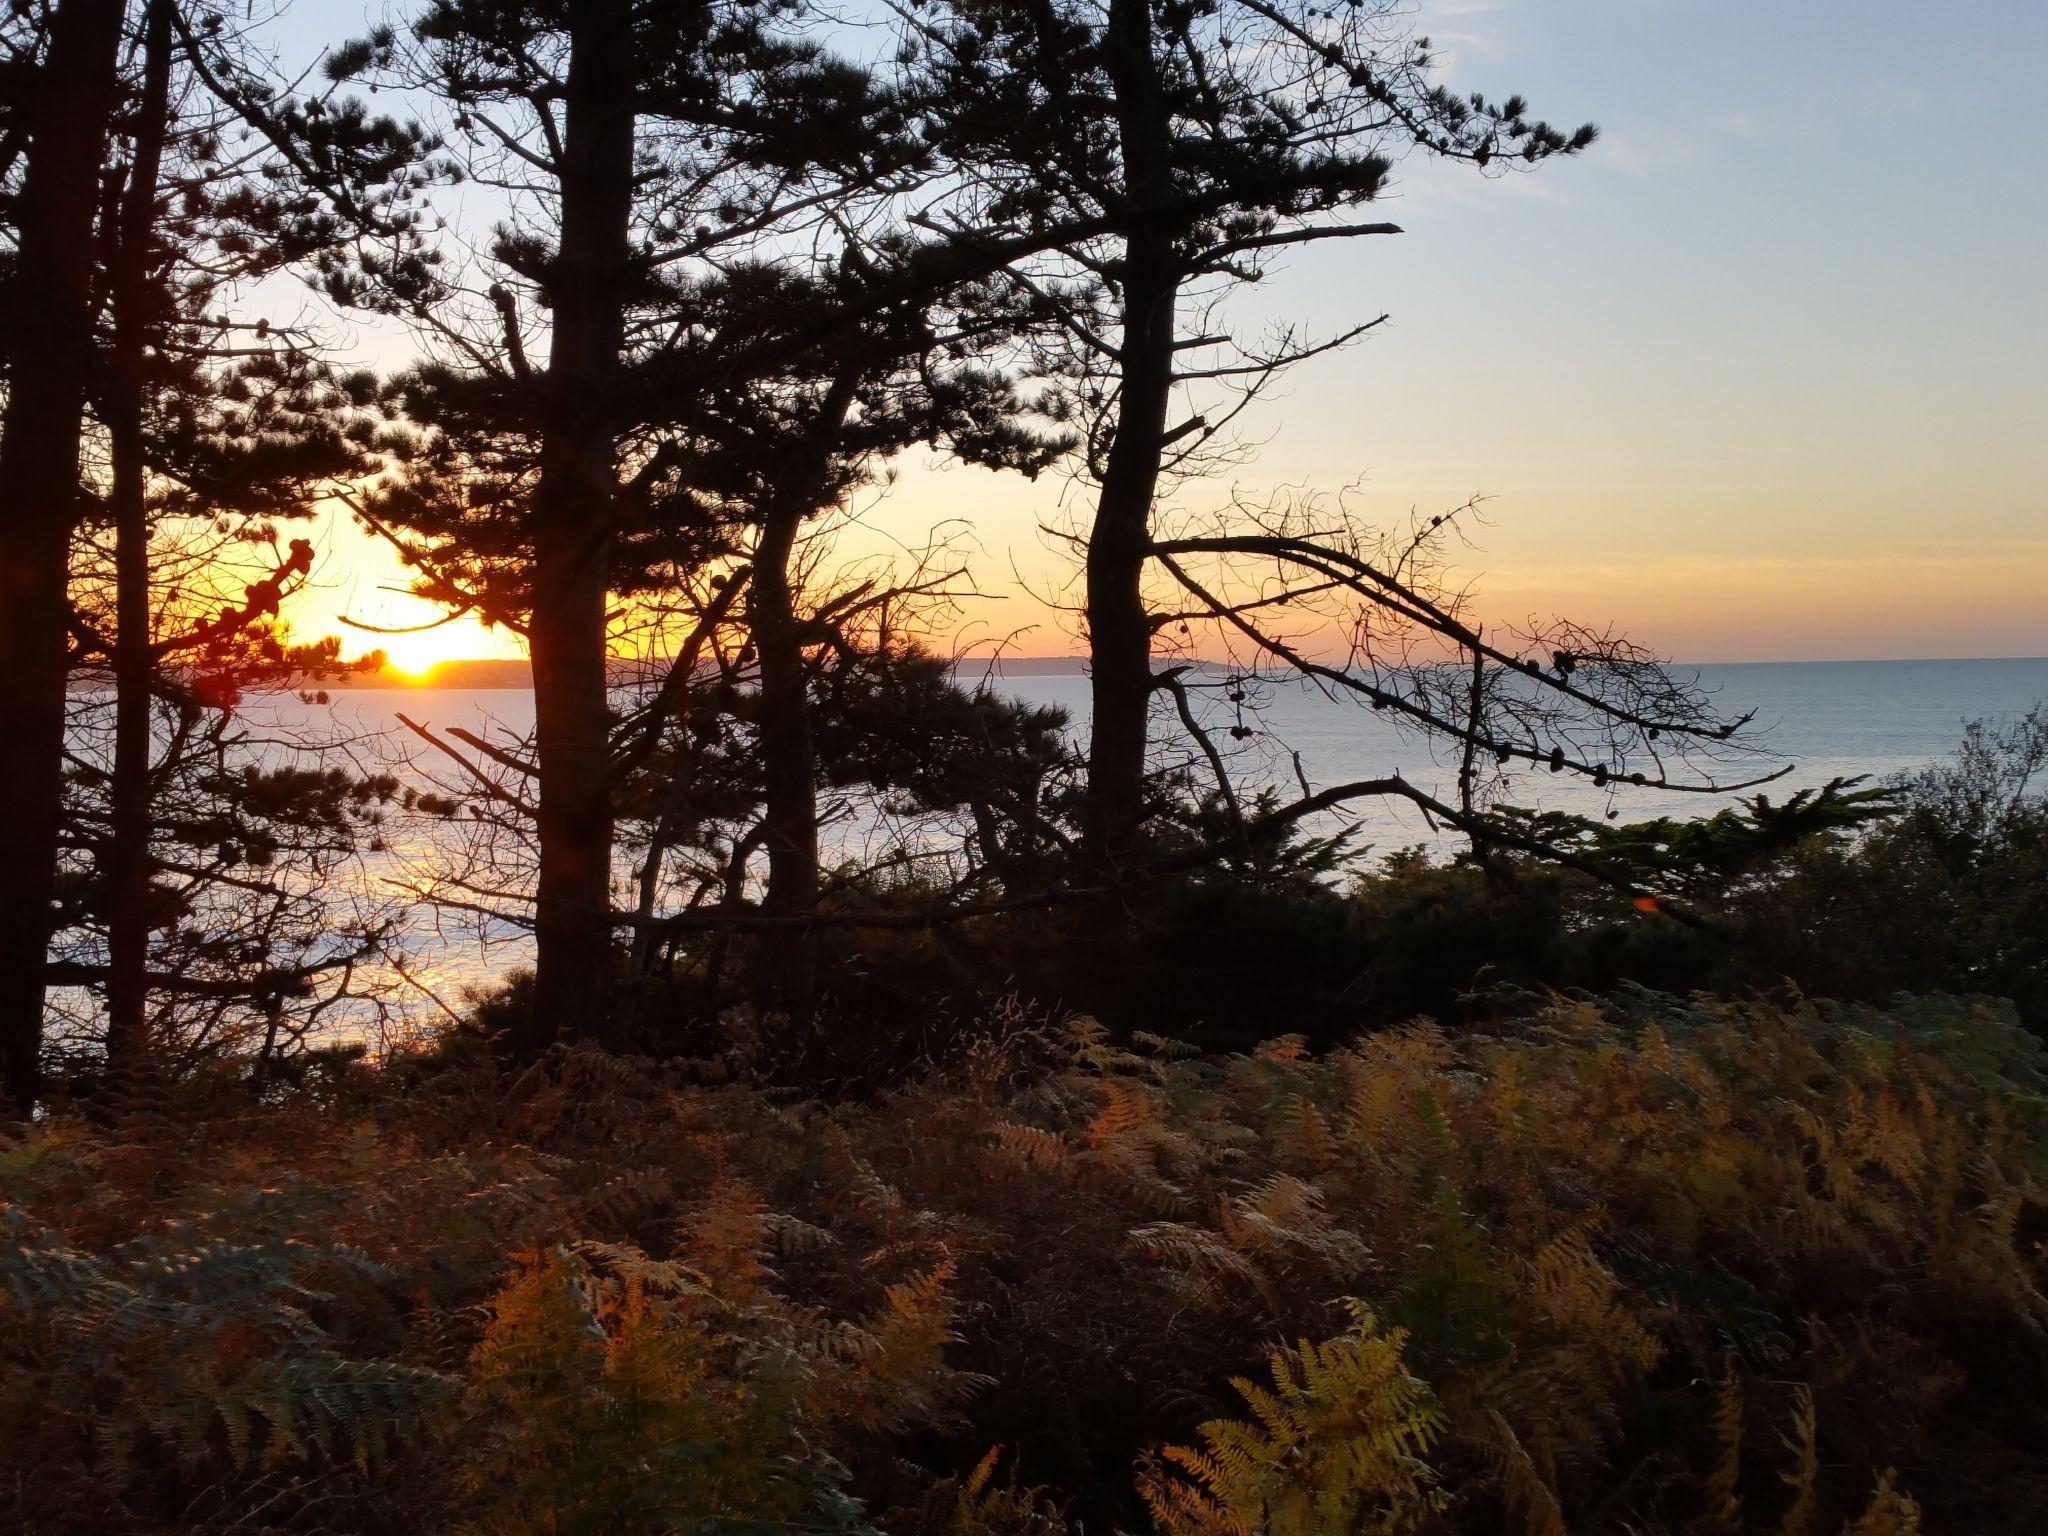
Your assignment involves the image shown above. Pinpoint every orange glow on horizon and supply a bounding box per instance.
[290,504,2048,676]
[346,618,523,678]
[373,655,435,685]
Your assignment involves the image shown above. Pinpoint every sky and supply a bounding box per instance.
[285,0,2048,670]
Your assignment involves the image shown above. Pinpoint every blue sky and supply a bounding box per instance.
[1249,0,2048,660]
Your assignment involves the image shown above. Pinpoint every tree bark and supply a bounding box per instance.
[525,0,635,1050]
[0,0,129,1112]
[1083,0,1179,871]
[105,0,174,1080]
[748,370,859,1029]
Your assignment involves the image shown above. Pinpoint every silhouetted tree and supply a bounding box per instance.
[30,0,419,1085]
[342,0,1108,1046]
[329,0,948,1049]
[620,277,1071,1024]
[0,0,128,1110]
[900,0,1709,873]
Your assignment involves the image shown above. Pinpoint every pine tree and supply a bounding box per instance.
[332,0,942,1048]
[56,0,418,1082]
[621,273,1073,1024]
[899,0,1617,870]
[341,0,1098,1046]
[0,0,129,1111]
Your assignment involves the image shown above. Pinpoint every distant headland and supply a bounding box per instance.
[326,655,2048,692]
[330,656,1099,689]
[329,658,535,689]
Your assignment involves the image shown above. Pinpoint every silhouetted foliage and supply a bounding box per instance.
[46,0,422,1084]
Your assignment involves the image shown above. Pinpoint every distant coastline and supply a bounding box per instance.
[325,656,1102,690]
[328,658,535,690]
[320,654,2048,690]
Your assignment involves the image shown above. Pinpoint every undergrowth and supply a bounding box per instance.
[5,989,2045,1532]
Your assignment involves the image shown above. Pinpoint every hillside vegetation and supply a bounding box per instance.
[7,989,2044,1534]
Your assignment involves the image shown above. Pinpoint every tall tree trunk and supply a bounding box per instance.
[1082,258,1175,866]
[748,371,859,1029]
[0,0,129,1112]
[105,0,173,1081]
[1083,0,1178,871]
[523,0,636,1051]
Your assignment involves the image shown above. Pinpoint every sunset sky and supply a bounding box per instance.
[288,0,2048,672]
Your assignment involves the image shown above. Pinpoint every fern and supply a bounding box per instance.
[1776,1385,1821,1536]
[681,1174,777,1303]
[827,1259,986,1433]
[4,990,2035,1532]
[1274,1095,1335,1174]
[0,1202,450,1482]
[458,1244,874,1535]
[1839,1471,1921,1536]
[992,1120,1068,1169]
[1139,1301,1445,1536]
[893,1446,1072,1535]
[1705,1365,1745,1533]
[1464,1407,1567,1536]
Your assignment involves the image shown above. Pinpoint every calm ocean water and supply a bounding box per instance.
[979,657,2048,845]
[255,657,2048,1005]
[302,656,2048,862]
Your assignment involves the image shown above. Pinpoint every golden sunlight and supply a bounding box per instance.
[363,626,475,680]
[293,512,527,678]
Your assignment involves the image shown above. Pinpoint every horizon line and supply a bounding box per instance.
[352,651,2048,681]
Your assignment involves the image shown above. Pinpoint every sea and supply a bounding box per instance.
[246,656,2048,1017]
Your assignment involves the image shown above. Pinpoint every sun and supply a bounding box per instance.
[369,630,455,680]
[361,617,521,680]
[286,505,530,681]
